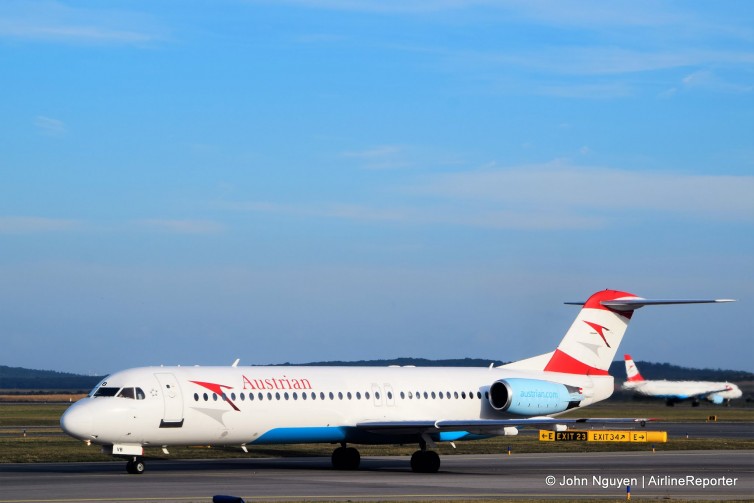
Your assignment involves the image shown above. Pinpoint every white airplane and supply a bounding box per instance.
[60,289,733,474]
[622,354,742,407]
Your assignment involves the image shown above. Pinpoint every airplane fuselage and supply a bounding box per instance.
[622,379,742,402]
[60,290,733,474]
[62,365,612,448]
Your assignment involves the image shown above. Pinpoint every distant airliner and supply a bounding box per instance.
[60,290,733,474]
[622,354,742,407]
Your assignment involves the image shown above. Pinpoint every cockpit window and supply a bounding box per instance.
[93,387,119,397]
[115,387,146,400]
[89,379,145,399]
[117,387,135,399]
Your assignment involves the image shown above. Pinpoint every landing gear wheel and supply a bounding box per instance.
[410,450,440,473]
[331,446,360,470]
[126,459,145,474]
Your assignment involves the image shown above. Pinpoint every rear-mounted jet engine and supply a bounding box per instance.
[488,378,582,415]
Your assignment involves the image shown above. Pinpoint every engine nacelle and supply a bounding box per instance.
[709,394,725,405]
[488,378,580,415]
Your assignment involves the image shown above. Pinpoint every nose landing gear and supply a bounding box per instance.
[126,458,145,474]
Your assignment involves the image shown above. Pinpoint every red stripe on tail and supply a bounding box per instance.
[544,349,610,375]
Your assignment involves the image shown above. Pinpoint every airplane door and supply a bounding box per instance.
[154,373,184,427]
[371,384,383,407]
[384,384,395,407]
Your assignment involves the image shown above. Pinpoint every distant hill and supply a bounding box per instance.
[1,358,751,390]
[607,359,753,382]
[0,366,104,391]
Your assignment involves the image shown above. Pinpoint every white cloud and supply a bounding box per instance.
[535,82,633,99]
[0,1,163,45]
[681,70,753,93]
[414,162,754,222]
[340,145,413,170]
[257,0,492,14]
[0,216,81,233]
[34,116,67,136]
[224,200,605,230]
[470,47,754,77]
[222,201,409,223]
[341,145,402,159]
[136,219,226,234]
[220,162,754,230]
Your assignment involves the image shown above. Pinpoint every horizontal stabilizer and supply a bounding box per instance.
[565,298,735,311]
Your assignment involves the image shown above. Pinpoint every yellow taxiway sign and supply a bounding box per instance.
[539,430,667,442]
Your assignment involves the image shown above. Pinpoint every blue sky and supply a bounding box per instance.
[1,1,752,375]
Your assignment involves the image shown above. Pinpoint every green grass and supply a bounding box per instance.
[0,403,69,426]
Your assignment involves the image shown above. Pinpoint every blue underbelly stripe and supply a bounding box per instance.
[250,426,482,445]
[252,426,347,444]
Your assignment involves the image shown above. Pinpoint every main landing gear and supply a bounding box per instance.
[331,444,360,470]
[125,457,145,474]
[330,441,441,473]
[410,437,440,473]
[410,450,440,473]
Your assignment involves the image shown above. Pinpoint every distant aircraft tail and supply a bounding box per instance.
[623,354,645,382]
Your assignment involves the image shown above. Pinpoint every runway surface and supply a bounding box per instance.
[1,450,752,502]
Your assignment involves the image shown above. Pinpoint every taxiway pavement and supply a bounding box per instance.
[0,450,752,502]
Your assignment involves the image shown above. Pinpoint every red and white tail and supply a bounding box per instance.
[541,290,734,376]
[503,289,733,374]
[623,354,645,382]
[544,289,639,375]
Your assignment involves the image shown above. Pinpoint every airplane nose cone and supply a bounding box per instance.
[60,402,94,440]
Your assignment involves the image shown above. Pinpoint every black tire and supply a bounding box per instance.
[344,447,360,470]
[424,451,440,473]
[331,446,345,469]
[410,450,440,473]
[332,447,360,470]
[126,459,145,474]
[410,451,422,472]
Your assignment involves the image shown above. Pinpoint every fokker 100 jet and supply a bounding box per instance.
[622,354,742,406]
[60,289,733,474]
